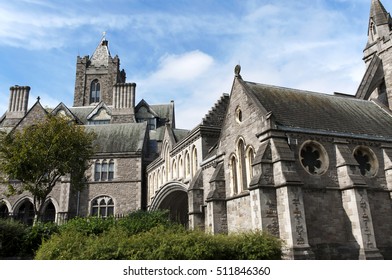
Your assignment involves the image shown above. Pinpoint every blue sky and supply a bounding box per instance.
[0,0,379,129]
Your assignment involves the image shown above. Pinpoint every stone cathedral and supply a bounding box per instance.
[2,0,392,259]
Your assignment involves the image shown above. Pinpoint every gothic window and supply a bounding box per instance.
[353,146,378,177]
[246,146,255,186]
[179,155,184,179]
[237,138,247,191]
[0,202,9,219]
[299,141,329,175]
[16,200,34,226]
[185,151,191,177]
[90,79,101,104]
[192,147,198,176]
[372,22,377,35]
[42,201,56,223]
[230,155,238,195]
[172,160,177,180]
[236,106,243,123]
[94,160,115,181]
[91,196,114,218]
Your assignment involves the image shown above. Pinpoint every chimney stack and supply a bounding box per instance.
[7,86,30,118]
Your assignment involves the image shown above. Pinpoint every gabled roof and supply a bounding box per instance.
[52,102,83,124]
[242,80,392,140]
[86,102,112,120]
[86,122,147,154]
[11,100,48,132]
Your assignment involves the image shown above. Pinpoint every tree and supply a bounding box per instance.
[0,114,96,224]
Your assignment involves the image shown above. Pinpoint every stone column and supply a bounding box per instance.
[188,170,204,230]
[335,141,382,259]
[249,140,279,236]
[205,163,227,234]
[58,175,71,225]
[271,138,314,259]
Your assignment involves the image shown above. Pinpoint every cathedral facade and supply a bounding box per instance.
[2,0,392,260]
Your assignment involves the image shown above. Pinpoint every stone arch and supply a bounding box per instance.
[13,197,34,225]
[0,199,11,219]
[42,198,59,223]
[149,182,188,226]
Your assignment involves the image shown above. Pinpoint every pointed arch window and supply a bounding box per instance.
[91,196,114,217]
[192,147,198,176]
[230,155,238,195]
[90,79,101,104]
[185,151,191,177]
[16,200,34,226]
[246,146,255,187]
[42,201,56,223]
[0,201,9,219]
[237,139,247,191]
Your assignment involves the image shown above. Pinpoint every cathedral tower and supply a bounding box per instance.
[356,0,392,107]
[73,36,126,107]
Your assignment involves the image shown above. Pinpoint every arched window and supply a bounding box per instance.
[230,155,238,195]
[237,139,247,191]
[16,200,34,225]
[172,159,177,180]
[162,167,166,184]
[42,201,56,223]
[0,201,9,219]
[246,146,255,188]
[90,79,100,104]
[179,155,184,179]
[192,147,198,176]
[91,196,114,217]
[185,151,191,177]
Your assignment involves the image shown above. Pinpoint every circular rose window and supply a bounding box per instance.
[353,146,378,177]
[299,141,329,175]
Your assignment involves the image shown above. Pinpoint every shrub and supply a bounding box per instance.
[23,222,59,257]
[36,223,282,260]
[0,219,28,259]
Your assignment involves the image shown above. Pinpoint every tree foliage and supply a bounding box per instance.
[0,114,96,223]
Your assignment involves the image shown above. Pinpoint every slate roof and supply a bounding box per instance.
[201,93,229,127]
[243,81,392,140]
[86,122,147,154]
[69,106,95,124]
[150,104,173,122]
[173,128,190,142]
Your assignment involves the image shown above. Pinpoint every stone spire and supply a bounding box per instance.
[367,0,392,46]
[90,34,111,68]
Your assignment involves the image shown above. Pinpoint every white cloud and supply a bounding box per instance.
[150,51,214,82]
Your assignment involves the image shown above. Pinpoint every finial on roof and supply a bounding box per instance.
[234,64,241,77]
[37,96,41,102]
[102,31,106,40]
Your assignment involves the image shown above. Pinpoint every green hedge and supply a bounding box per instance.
[35,223,282,260]
[0,219,59,259]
